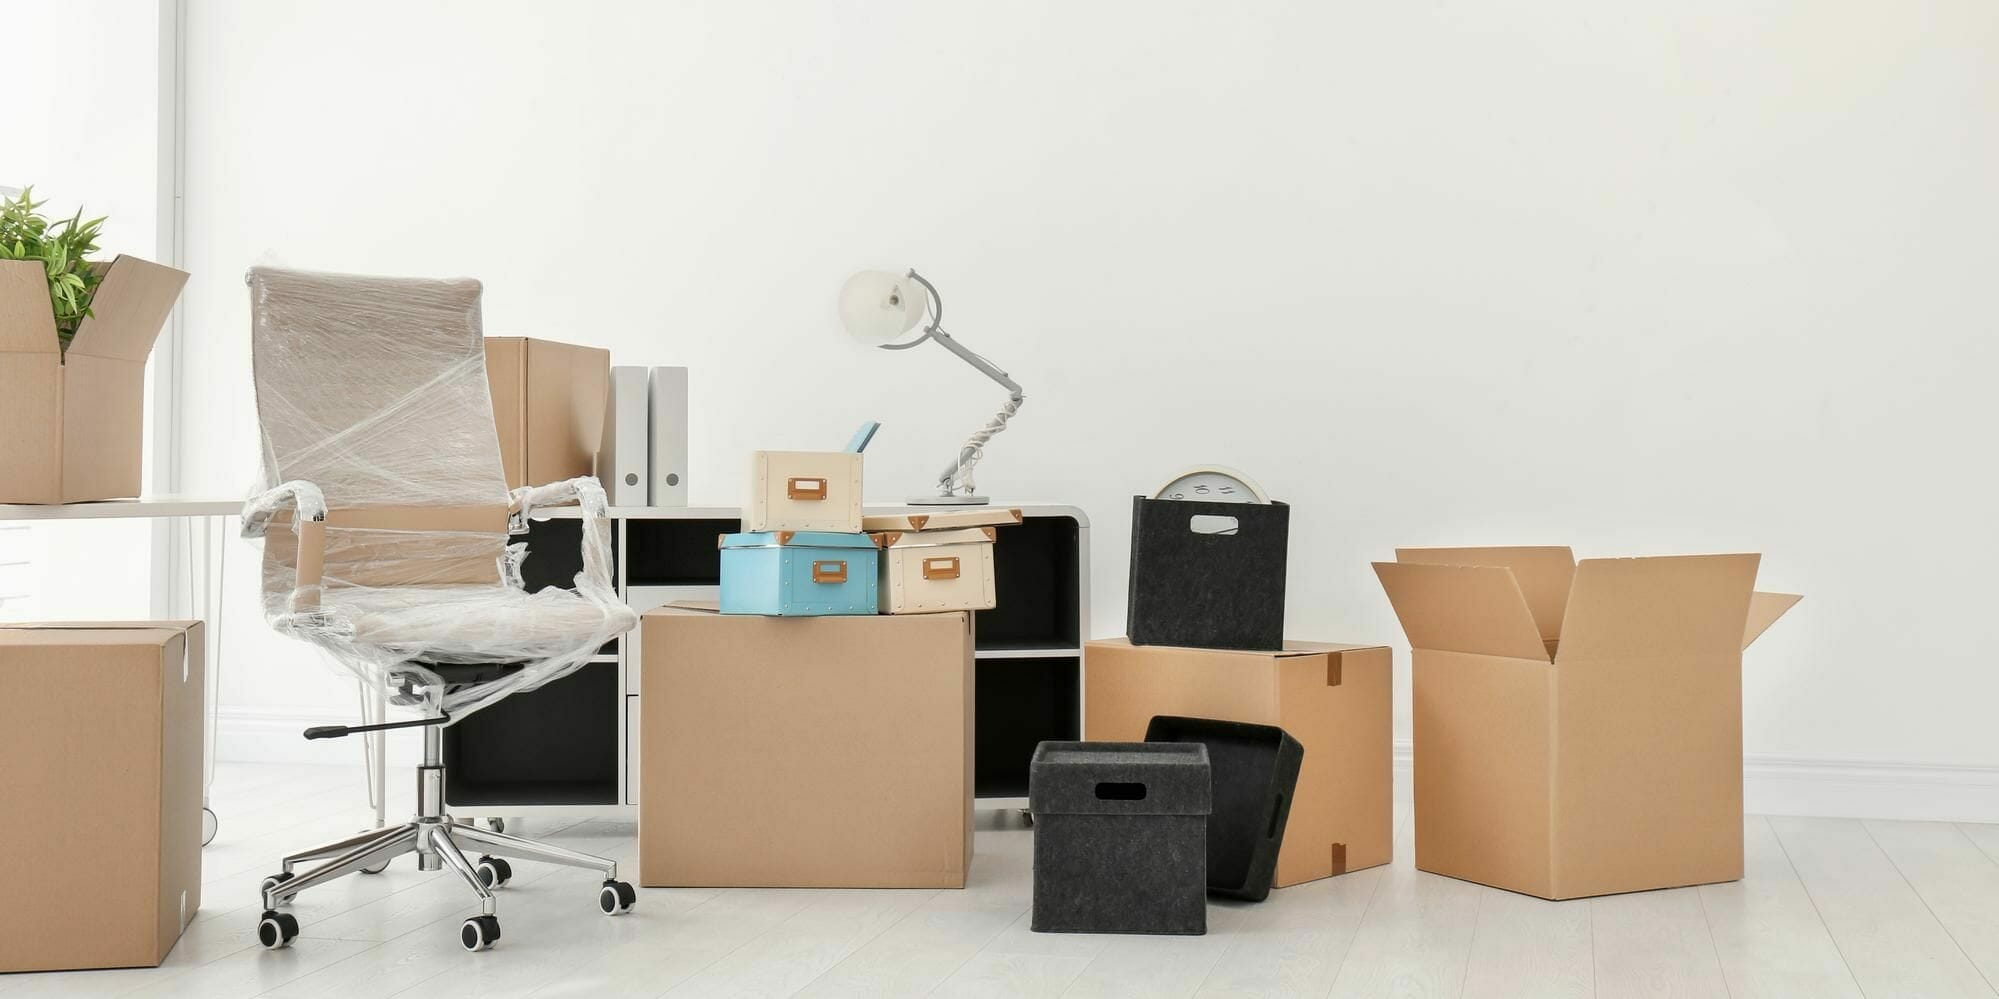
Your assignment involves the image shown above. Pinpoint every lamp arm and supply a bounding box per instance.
[928,326,1023,397]
[925,325,1024,496]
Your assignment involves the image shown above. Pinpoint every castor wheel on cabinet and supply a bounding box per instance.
[460,914,501,951]
[485,817,505,833]
[599,879,637,915]
[260,870,296,903]
[1021,808,1035,828]
[475,855,512,889]
[257,909,299,949]
[202,807,218,846]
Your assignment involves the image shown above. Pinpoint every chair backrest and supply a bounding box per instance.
[247,266,512,592]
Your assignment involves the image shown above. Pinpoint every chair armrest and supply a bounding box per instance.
[242,480,329,611]
[509,476,616,591]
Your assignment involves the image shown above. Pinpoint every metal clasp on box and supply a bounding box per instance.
[922,556,961,580]
[811,560,847,583]
[787,477,828,501]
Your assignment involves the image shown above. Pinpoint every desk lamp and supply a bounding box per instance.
[838,269,1024,505]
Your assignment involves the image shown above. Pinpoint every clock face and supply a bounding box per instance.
[1154,466,1271,504]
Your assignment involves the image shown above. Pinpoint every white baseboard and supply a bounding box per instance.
[1387,742,1999,824]
[219,713,1997,824]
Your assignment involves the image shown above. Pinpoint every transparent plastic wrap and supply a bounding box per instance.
[240,267,636,724]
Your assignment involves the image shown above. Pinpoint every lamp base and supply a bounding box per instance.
[909,493,991,506]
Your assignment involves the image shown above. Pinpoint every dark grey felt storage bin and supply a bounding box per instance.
[1126,496,1289,651]
[1145,715,1304,902]
[1029,741,1211,935]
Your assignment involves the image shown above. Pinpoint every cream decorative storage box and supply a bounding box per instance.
[748,451,864,533]
[874,527,998,614]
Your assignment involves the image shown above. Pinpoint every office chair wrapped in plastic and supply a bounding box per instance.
[239,267,639,953]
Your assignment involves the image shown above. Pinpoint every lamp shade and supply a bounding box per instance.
[838,269,929,345]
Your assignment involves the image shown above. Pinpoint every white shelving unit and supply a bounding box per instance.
[447,503,1088,823]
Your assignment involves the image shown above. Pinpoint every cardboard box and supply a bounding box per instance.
[1374,547,1801,900]
[0,621,204,972]
[483,336,609,489]
[0,256,188,503]
[1084,638,1393,888]
[639,604,973,887]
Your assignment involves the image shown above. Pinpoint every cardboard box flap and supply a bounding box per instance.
[1372,561,1550,661]
[65,256,188,362]
[0,259,59,353]
[1397,547,1575,642]
[1742,591,1802,650]
[1555,554,1760,662]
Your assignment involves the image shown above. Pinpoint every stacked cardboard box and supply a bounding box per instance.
[638,604,973,887]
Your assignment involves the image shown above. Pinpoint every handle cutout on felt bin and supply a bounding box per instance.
[1095,782,1147,801]
[922,556,961,580]
[811,560,847,583]
[787,477,828,500]
[1190,514,1240,536]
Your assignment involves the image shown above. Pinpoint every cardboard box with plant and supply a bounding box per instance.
[0,188,188,504]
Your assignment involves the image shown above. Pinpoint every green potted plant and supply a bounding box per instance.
[0,185,188,503]
[0,187,108,354]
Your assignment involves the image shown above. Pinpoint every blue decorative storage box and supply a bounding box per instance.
[719,531,880,616]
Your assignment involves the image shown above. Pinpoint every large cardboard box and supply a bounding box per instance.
[1374,547,1801,900]
[0,256,188,503]
[0,621,204,972]
[483,336,609,489]
[639,604,973,887]
[1084,638,1393,888]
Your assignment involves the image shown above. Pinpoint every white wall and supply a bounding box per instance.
[0,0,163,621]
[176,2,1999,807]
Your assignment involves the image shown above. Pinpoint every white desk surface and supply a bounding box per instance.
[0,495,241,521]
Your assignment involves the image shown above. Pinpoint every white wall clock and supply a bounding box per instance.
[1153,465,1271,504]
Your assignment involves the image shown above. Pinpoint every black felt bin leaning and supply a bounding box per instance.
[1029,741,1211,935]
[1145,715,1304,902]
[1126,496,1289,651]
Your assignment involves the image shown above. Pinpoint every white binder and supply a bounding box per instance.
[649,366,690,506]
[600,366,650,506]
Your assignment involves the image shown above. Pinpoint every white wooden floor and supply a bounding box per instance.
[6,763,1999,999]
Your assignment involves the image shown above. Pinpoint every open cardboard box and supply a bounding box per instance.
[0,256,188,503]
[1374,547,1800,900]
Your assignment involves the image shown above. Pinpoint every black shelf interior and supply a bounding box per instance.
[519,516,619,653]
[443,661,619,807]
[625,518,740,585]
[974,655,1080,798]
[973,516,1079,651]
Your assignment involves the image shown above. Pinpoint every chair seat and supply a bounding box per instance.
[326,584,638,660]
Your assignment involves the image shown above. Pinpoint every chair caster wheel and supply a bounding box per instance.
[461,914,501,952]
[261,870,296,903]
[257,909,299,949]
[599,879,636,915]
[360,858,390,875]
[475,856,512,888]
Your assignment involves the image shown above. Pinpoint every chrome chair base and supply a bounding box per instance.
[256,725,634,952]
